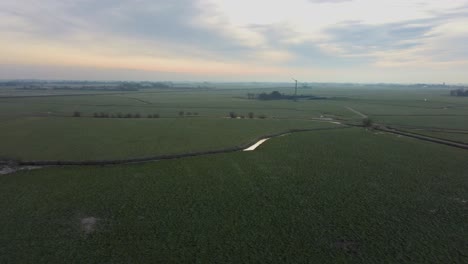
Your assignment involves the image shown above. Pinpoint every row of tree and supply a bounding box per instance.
[93,113,160,118]
[228,112,266,119]
[73,111,204,118]
[178,111,199,116]
[72,112,160,118]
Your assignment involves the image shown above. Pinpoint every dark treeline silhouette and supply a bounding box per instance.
[228,112,264,119]
[7,81,173,91]
[89,112,160,118]
[249,91,326,100]
[16,86,48,90]
[54,86,138,91]
[258,91,283,100]
[178,111,199,117]
[450,88,468,97]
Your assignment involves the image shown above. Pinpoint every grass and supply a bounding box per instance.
[0,128,466,263]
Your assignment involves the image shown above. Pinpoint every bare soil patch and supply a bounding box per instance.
[81,217,98,235]
[0,165,41,175]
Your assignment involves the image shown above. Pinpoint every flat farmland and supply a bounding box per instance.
[0,90,354,119]
[0,128,466,263]
[1,85,467,263]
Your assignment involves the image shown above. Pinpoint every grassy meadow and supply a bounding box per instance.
[0,83,467,263]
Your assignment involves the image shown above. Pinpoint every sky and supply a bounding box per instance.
[1,0,468,83]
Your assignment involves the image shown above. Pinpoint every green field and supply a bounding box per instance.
[410,130,468,144]
[1,86,467,156]
[0,117,337,160]
[1,128,467,263]
[0,84,467,263]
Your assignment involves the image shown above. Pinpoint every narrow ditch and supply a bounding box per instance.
[1,126,351,171]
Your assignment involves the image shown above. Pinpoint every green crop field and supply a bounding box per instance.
[1,84,467,263]
[0,117,337,160]
[1,128,467,263]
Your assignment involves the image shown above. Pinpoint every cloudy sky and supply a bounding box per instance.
[1,0,468,83]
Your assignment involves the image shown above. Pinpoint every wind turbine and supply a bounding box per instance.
[292,78,298,100]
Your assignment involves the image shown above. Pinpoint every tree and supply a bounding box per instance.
[257,91,283,100]
[72,111,81,117]
[135,113,141,118]
[179,111,185,117]
[270,91,282,99]
[153,114,160,118]
[362,117,373,127]
[248,112,254,119]
[229,112,237,118]
[258,114,267,119]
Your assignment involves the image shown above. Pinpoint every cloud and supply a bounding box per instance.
[325,20,435,53]
[1,0,468,82]
[320,6,468,68]
[248,23,369,67]
[0,0,257,61]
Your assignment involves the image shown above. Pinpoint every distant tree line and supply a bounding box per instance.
[8,81,174,91]
[54,86,138,91]
[16,86,47,90]
[247,91,326,101]
[0,81,20,86]
[178,111,199,117]
[92,112,160,118]
[73,111,206,118]
[258,91,284,100]
[72,112,160,118]
[450,88,468,97]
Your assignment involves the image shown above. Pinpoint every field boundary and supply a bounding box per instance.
[1,126,351,167]
[375,126,468,150]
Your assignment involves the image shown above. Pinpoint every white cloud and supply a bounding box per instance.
[1,0,468,82]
